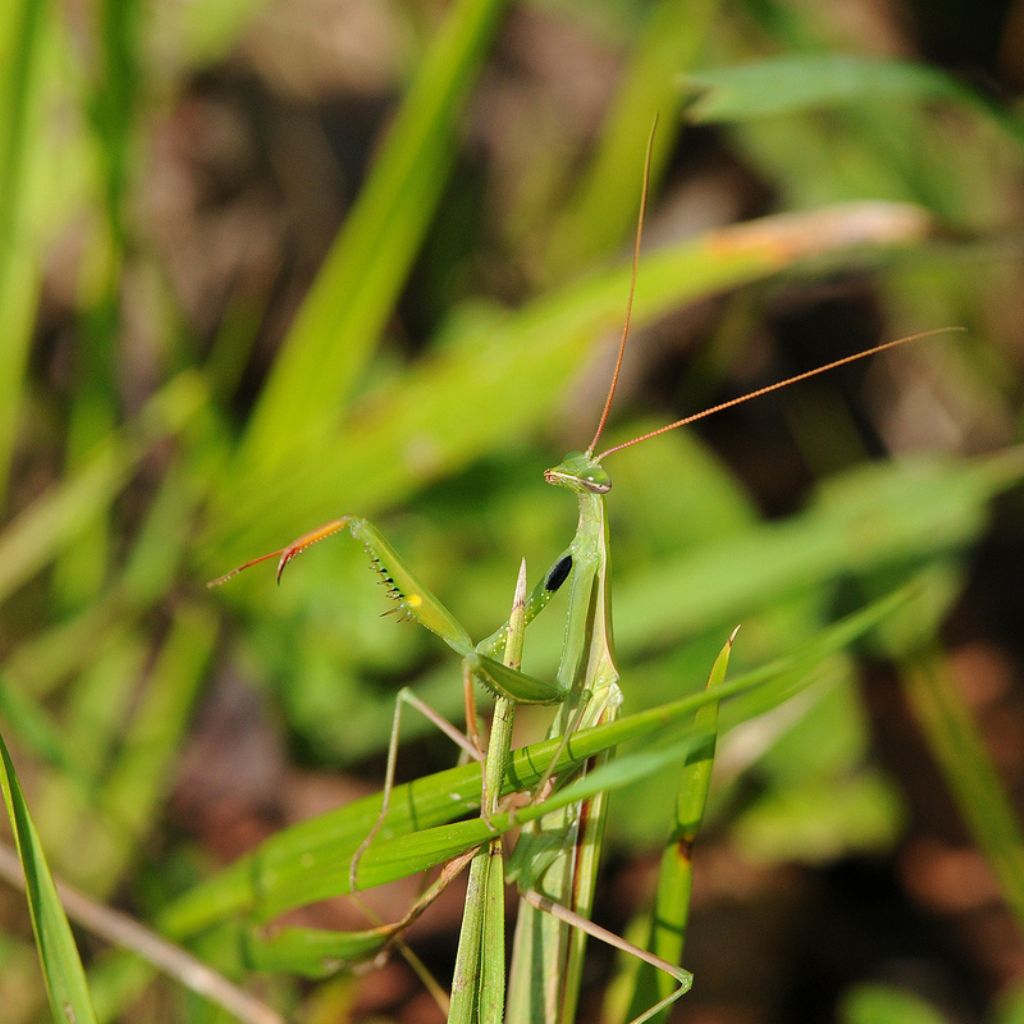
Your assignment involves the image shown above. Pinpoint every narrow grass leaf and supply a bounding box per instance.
[358,734,716,892]
[0,370,207,605]
[839,983,948,1024]
[0,729,98,1024]
[450,562,522,1023]
[479,843,506,1024]
[6,450,214,705]
[902,647,1024,932]
[241,923,397,977]
[683,54,1024,149]
[52,0,144,608]
[543,0,718,278]
[624,633,732,1023]
[237,0,509,479]
[88,604,218,892]
[351,591,914,889]
[448,849,489,1023]
[0,673,98,795]
[0,0,50,503]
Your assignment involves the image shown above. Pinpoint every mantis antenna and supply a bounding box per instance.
[595,326,965,462]
[578,124,961,465]
[585,115,658,457]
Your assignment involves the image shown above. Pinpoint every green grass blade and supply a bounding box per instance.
[448,846,494,1023]
[624,632,732,1023]
[902,646,1024,931]
[683,54,1024,149]
[543,0,718,278]
[995,985,1024,1024]
[839,983,948,1024]
[86,604,218,892]
[478,843,506,1024]
[0,729,98,1024]
[159,588,908,935]
[0,0,50,504]
[0,370,206,606]
[52,0,144,610]
[0,673,92,787]
[361,735,720,896]
[232,855,474,985]
[236,0,508,480]
[344,591,914,890]
[240,923,398,977]
[177,2,271,65]
[4,456,197,703]
[88,0,142,246]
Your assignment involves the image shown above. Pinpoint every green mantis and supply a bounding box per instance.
[209,125,958,1018]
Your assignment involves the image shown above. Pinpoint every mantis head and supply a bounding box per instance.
[544,451,611,494]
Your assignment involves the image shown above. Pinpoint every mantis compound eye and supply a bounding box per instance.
[582,475,611,494]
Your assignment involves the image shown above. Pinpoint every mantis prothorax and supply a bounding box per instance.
[209,120,961,1020]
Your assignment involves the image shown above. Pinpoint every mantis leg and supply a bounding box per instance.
[518,887,692,1024]
[476,549,575,660]
[348,683,483,894]
[209,516,568,707]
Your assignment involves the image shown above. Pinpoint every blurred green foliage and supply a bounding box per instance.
[2,0,1024,1020]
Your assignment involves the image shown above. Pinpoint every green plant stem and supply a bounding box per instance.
[449,560,527,1023]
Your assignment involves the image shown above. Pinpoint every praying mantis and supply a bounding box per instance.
[209,124,957,1021]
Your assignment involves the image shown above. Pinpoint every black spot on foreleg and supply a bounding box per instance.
[545,555,573,592]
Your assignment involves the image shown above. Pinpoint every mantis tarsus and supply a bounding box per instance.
[209,124,959,1020]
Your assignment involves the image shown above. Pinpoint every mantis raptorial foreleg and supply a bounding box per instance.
[210,516,570,706]
[210,516,576,882]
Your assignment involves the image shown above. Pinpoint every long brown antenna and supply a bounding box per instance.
[595,327,963,462]
[586,116,659,456]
